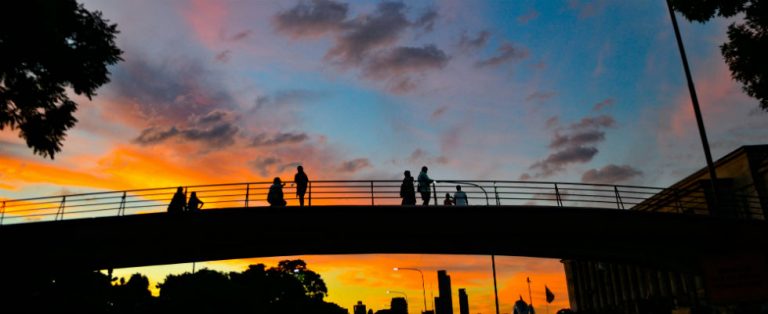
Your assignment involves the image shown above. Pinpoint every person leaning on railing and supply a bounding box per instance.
[268,177,287,207]
[188,192,204,212]
[417,166,434,206]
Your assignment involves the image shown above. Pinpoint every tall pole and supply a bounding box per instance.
[394,267,428,313]
[666,0,720,203]
[492,255,500,314]
[527,277,533,307]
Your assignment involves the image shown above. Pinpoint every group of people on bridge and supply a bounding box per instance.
[167,165,468,212]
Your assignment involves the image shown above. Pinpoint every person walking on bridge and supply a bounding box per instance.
[417,166,434,206]
[294,166,309,207]
[400,170,416,205]
[167,187,186,214]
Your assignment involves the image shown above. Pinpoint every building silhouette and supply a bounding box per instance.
[458,288,469,314]
[563,145,768,313]
[354,301,367,314]
[436,270,453,314]
[391,297,408,314]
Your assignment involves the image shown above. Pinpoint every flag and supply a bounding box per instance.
[545,285,555,304]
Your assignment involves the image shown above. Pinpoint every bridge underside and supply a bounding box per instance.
[1,205,766,272]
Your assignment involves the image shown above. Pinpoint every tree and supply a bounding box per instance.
[0,0,122,158]
[669,0,768,111]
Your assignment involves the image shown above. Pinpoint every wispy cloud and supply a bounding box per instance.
[273,0,349,39]
[582,164,642,184]
[475,43,528,68]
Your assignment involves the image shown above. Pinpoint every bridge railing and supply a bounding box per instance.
[0,180,764,225]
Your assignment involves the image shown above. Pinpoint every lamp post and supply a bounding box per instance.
[387,290,409,303]
[393,267,428,313]
[665,0,719,203]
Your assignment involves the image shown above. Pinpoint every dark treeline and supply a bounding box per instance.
[0,259,348,314]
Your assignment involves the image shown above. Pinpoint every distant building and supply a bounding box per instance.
[458,288,469,314]
[391,297,408,314]
[563,145,768,313]
[436,270,453,314]
[355,301,367,314]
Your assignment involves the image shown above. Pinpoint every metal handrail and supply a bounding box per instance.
[0,179,765,225]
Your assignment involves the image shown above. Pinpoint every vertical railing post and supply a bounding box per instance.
[308,181,312,207]
[118,192,127,216]
[494,182,500,206]
[245,183,250,208]
[432,182,438,206]
[56,196,66,221]
[1,201,5,226]
[614,186,625,210]
[370,181,375,206]
[554,184,563,207]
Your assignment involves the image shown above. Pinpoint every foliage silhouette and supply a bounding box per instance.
[157,260,345,314]
[0,260,345,313]
[0,0,122,158]
[670,0,768,111]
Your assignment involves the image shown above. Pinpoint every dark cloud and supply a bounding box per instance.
[251,132,309,146]
[592,98,615,111]
[229,30,252,41]
[571,115,615,129]
[326,1,410,64]
[194,110,233,125]
[413,7,438,32]
[252,89,328,111]
[134,127,180,145]
[526,91,556,102]
[581,164,642,184]
[530,146,599,177]
[549,130,605,149]
[134,122,239,148]
[338,158,372,173]
[363,45,449,92]
[273,0,349,38]
[108,53,236,124]
[475,43,528,68]
[215,50,232,63]
[458,30,490,51]
[525,113,617,179]
[273,1,448,92]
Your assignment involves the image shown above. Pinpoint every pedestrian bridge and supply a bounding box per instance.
[1,180,765,272]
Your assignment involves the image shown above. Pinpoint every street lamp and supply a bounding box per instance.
[387,290,408,303]
[393,267,427,313]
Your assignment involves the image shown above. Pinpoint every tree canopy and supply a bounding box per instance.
[0,0,122,158]
[670,0,768,111]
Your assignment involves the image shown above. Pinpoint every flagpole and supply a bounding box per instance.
[492,255,500,314]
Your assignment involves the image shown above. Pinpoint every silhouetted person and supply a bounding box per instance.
[188,192,204,212]
[454,185,468,206]
[443,193,454,205]
[400,170,416,205]
[268,177,287,206]
[294,166,309,207]
[168,187,186,214]
[417,166,434,205]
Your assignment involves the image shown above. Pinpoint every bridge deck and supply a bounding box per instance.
[2,205,766,272]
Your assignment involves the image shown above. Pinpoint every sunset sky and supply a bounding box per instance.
[2,0,767,313]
